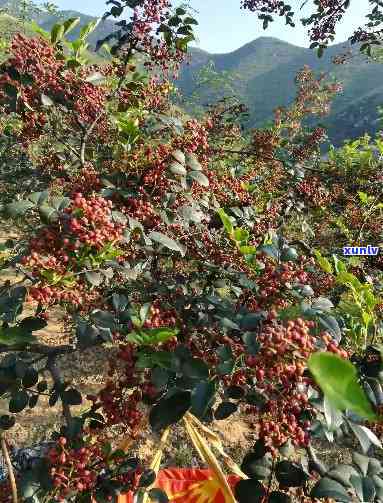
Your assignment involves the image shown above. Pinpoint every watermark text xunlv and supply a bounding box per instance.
[343,245,380,256]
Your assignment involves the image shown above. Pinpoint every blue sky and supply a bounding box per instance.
[54,0,370,53]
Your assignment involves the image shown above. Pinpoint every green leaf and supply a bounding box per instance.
[312,297,333,311]
[243,332,261,355]
[217,345,233,362]
[169,161,187,176]
[314,250,333,274]
[51,197,70,212]
[234,228,250,244]
[235,479,265,503]
[28,191,49,206]
[214,401,237,420]
[246,390,267,408]
[148,232,186,256]
[0,415,15,430]
[317,314,341,341]
[112,293,128,312]
[280,247,298,262]
[308,352,376,420]
[50,23,65,44]
[217,208,233,235]
[226,385,245,400]
[240,245,257,255]
[148,488,169,503]
[191,380,216,419]
[19,317,47,332]
[0,326,36,345]
[189,171,209,187]
[348,422,382,453]
[275,461,309,487]
[326,465,359,488]
[179,205,203,223]
[241,449,271,480]
[350,475,375,502]
[185,153,202,171]
[140,303,152,323]
[9,390,29,413]
[22,368,38,388]
[149,391,191,431]
[171,149,185,164]
[62,388,82,406]
[269,491,291,503]
[85,271,103,286]
[31,21,50,39]
[182,358,209,379]
[311,477,351,502]
[139,469,156,487]
[151,367,168,388]
[5,200,35,217]
[336,272,361,289]
[63,17,80,35]
[85,71,105,85]
[352,452,370,476]
[91,310,116,330]
[127,328,178,346]
[258,244,279,261]
[41,93,54,107]
[80,18,100,39]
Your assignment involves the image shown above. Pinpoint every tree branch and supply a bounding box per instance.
[1,434,18,503]
[79,45,137,167]
[46,354,72,425]
[0,343,75,355]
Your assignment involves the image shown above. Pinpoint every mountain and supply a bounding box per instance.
[176,37,383,146]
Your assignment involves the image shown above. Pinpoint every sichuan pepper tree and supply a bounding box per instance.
[0,0,383,502]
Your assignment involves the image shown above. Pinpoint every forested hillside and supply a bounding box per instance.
[176,37,383,145]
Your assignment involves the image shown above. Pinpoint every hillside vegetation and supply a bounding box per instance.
[176,37,383,146]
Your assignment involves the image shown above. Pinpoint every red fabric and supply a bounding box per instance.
[118,468,240,503]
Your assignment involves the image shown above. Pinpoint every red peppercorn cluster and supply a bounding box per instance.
[173,119,209,154]
[46,434,140,502]
[321,333,348,359]
[239,259,309,309]
[48,436,99,499]
[291,127,326,162]
[64,194,123,249]
[0,32,111,149]
[142,301,177,328]
[88,345,143,431]
[245,318,317,449]
[24,194,123,268]
[306,270,335,296]
[252,128,280,159]
[28,282,102,310]
[117,0,187,74]
[69,165,103,196]
[21,193,125,308]
[297,176,331,207]
[123,197,162,229]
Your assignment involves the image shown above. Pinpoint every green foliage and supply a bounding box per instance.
[308,352,376,420]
